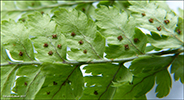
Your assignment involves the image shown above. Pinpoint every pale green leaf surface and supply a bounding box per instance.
[1,45,11,63]
[1,12,22,21]
[155,69,172,98]
[2,1,16,10]
[26,12,67,62]
[1,1,22,20]
[94,6,147,59]
[171,55,184,83]
[147,32,182,49]
[178,8,184,18]
[2,20,35,61]
[2,1,59,21]
[75,3,95,18]
[54,8,105,61]
[128,1,183,45]
[16,1,41,9]
[175,15,184,41]
[39,1,58,6]
[151,1,171,12]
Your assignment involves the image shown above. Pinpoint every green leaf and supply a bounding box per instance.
[26,12,67,62]
[94,6,147,59]
[130,56,173,75]
[155,69,172,98]
[16,1,41,9]
[2,1,17,10]
[147,32,182,49]
[149,1,171,12]
[145,45,161,52]
[1,65,20,99]
[175,13,184,42]
[33,63,83,99]
[75,3,95,18]
[113,1,132,16]
[54,8,105,61]
[128,1,183,45]
[112,75,154,99]
[1,45,11,63]
[23,70,45,100]
[126,56,174,98]
[129,56,173,98]
[113,56,173,99]
[11,65,42,99]
[81,64,133,99]
[97,1,115,8]
[171,55,184,83]
[1,1,22,20]
[2,20,35,62]
[178,8,184,18]
[1,1,60,21]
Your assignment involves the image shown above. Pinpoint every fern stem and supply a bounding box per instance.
[1,48,183,66]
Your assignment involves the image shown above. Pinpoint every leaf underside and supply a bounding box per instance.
[1,1,184,100]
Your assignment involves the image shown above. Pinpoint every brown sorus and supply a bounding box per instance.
[48,51,53,55]
[22,19,25,22]
[83,49,87,54]
[141,13,146,16]
[124,44,129,50]
[71,32,76,37]
[177,29,181,34]
[44,43,48,47]
[149,18,154,23]
[79,40,84,45]
[31,3,34,6]
[164,19,170,24]
[52,34,57,39]
[157,26,161,31]
[117,35,123,41]
[19,51,23,56]
[57,44,62,49]
[53,81,57,85]
[134,38,139,43]
[94,91,98,95]
[24,82,27,86]
[41,11,44,15]
[82,8,85,12]
[47,92,50,95]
